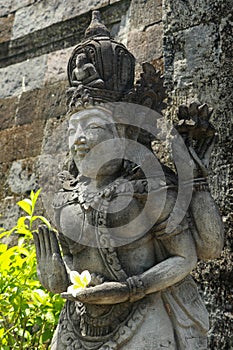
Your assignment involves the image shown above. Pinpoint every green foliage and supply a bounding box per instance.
[0,190,64,350]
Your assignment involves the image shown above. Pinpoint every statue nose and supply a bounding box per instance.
[75,136,86,145]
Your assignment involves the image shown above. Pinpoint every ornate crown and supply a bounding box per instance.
[67,11,166,113]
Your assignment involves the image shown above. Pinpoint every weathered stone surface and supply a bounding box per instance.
[0,0,131,69]
[36,152,67,224]
[163,1,233,348]
[0,120,45,163]
[7,159,37,194]
[163,0,232,34]
[0,162,11,201]
[15,81,67,126]
[0,196,21,230]
[0,0,11,17]
[126,0,163,75]
[11,0,109,40]
[37,81,67,120]
[0,55,47,98]
[164,23,221,90]
[0,96,18,130]
[109,0,122,3]
[130,0,162,30]
[41,116,69,155]
[0,14,14,44]
[45,47,75,84]
[10,0,36,13]
[15,88,40,126]
[0,0,36,17]
[128,23,163,65]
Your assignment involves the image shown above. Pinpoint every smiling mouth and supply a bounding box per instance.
[74,145,90,156]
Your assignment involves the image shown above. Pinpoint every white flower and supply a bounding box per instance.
[67,270,91,297]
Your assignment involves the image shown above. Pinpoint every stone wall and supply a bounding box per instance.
[0,0,232,348]
[163,0,233,348]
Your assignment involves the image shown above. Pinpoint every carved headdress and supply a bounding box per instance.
[67,11,166,114]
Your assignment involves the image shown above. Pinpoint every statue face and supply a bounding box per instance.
[68,108,123,178]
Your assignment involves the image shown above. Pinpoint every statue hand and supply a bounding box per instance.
[188,135,216,177]
[175,101,216,177]
[61,282,129,304]
[33,225,69,294]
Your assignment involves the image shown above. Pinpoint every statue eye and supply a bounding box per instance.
[89,123,104,129]
[68,128,76,136]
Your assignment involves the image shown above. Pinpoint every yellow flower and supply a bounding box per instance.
[67,270,91,297]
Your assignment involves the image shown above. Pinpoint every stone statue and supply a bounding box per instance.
[71,52,104,88]
[33,12,224,350]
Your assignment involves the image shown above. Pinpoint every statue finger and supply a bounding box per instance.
[42,226,52,256]
[52,252,65,269]
[50,230,61,255]
[203,135,216,163]
[61,292,77,301]
[38,225,47,259]
[33,231,41,260]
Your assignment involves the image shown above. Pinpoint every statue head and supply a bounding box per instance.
[67,104,142,181]
[65,12,166,180]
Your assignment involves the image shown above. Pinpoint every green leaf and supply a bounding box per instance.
[17,216,29,229]
[0,230,11,239]
[17,200,32,215]
[0,243,8,253]
[31,216,51,229]
[30,190,35,202]
[0,328,4,338]
[45,310,55,323]
[31,189,42,213]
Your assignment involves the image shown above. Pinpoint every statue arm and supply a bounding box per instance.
[190,190,224,259]
[139,226,197,296]
[61,225,197,304]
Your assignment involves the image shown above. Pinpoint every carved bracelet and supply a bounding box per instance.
[126,276,145,303]
[182,178,210,192]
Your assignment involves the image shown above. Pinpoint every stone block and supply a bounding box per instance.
[0,196,21,230]
[41,116,69,155]
[0,128,15,163]
[127,23,163,65]
[164,23,221,89]
[0,0,36,17]
[0,0,11,17]
[163,0,232,34]
[37,81,67,120]
[130,0,162,30]
[7,159,38,194]
[109,0,122,3]
[0,14,14,44]
[36,152,67,225]
[0,55,47,98]
[15,88,40,126]
[0,162,11,200]
[45,47,76,84]
[15,81,67,126]
[10,0,36,13]
[0,96,18,130]
[0,120,45,163]
[11,0,109,40]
